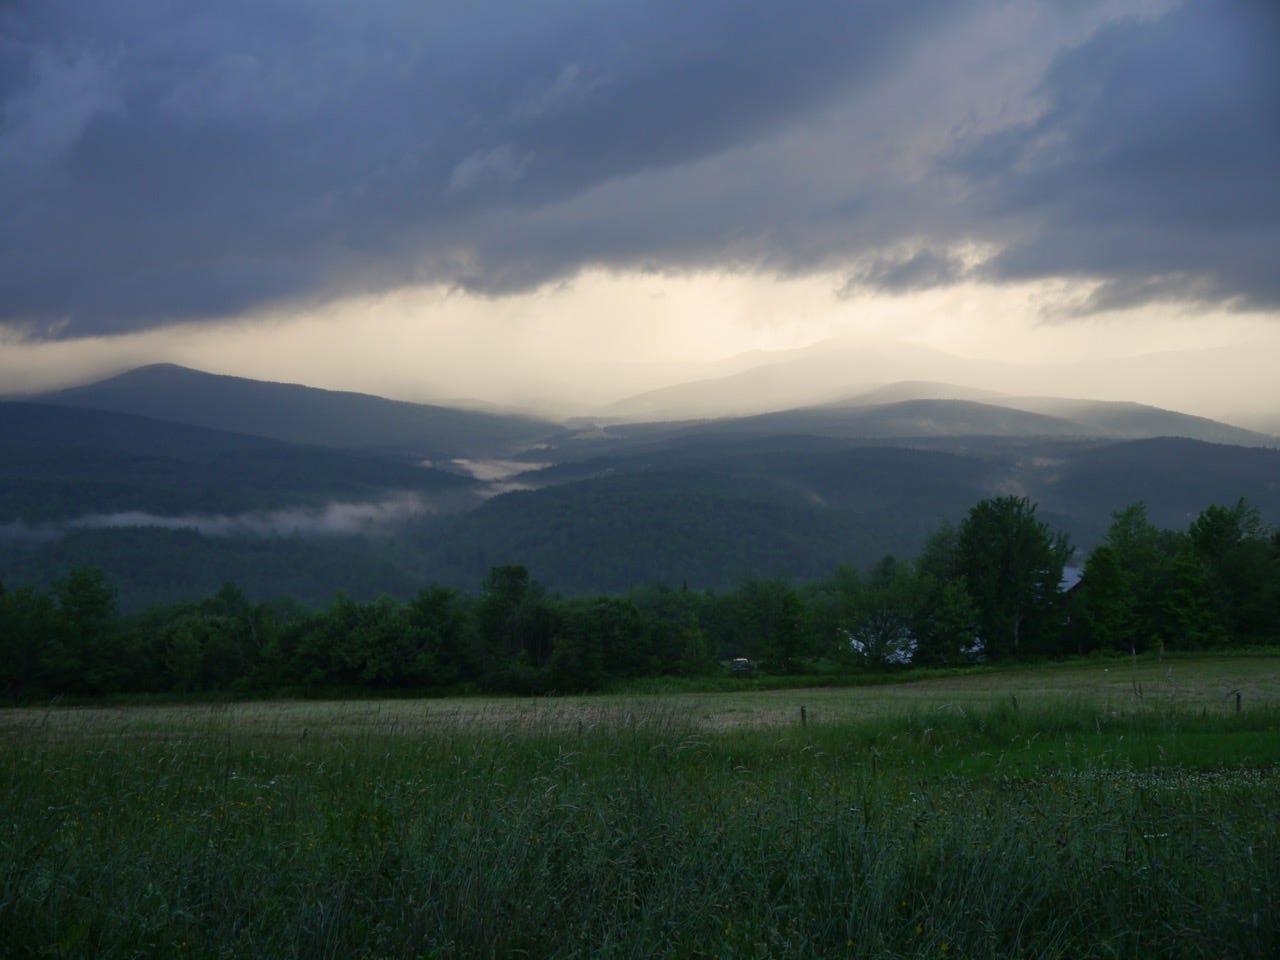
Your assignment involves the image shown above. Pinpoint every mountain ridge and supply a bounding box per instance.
[18,362,1272,454]
[601,337,1280,432]
[31,363,564,460]
[6,364,1277,607]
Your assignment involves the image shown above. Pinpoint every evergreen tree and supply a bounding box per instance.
[476,565,556,691]
[53,567,123,693]
[1078,544,1135,654]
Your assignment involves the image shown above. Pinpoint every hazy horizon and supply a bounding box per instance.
[8,338,1279,437]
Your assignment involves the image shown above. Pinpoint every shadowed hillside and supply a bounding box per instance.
[5,366,1278,608]
[35,364,564,459]
[0,402,477,524]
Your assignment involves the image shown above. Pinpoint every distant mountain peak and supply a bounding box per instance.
[601,336,1276,434]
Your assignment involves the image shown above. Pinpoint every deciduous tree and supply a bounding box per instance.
[956,497,1072,658]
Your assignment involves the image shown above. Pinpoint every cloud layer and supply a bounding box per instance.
[954,0,1280,313]
[1,0,1276,337]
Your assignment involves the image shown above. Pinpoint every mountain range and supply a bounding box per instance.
[597,337,1280,432]
[2,362,1276,608]
[37,363,560,459]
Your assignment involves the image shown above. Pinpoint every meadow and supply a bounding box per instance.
[2,657,1278,958]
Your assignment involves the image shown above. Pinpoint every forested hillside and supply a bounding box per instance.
[419,443,1002,594]
[0,402,478,524]
[4,367,1279,609]
[4,495,1276,700]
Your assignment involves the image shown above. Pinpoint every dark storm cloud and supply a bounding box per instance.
[949,0,1280,312]
[0,0,957,335]
[844,248,968,294]
[2,1,1276,338]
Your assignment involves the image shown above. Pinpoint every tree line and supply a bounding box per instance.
[2,496,1277,700]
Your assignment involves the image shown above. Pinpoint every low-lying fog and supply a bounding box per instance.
[0,492,434,542]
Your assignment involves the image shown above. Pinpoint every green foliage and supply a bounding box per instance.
[477,564,556,683]
[1161,548,1226,649]
[48,567,124,694]
[547,602,608,693]
[628,583,717,677]
[828,556,919,666]
[0,585,60,698]
[1076,500,1278,655]
[908,523,982,665]
[278,593,427,688]
[3,493,1279,702]
[955,496,1073,657]
[731,577,806,673]
[1094,503,1171,652]
[1188,499,1278,641]
[1078,543,1134,653]
[407,585,476,686]
[911,575,980,666]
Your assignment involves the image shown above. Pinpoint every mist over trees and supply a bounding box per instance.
[3,496,1278,701]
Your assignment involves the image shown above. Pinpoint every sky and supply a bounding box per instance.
[1,0,1278,422]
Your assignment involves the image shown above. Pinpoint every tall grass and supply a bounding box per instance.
[2,700,1277,958]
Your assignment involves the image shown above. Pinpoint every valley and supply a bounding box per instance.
[3,363,1277,608]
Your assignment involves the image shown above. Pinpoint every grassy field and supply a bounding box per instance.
[3,657,1278,958]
